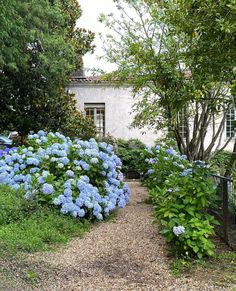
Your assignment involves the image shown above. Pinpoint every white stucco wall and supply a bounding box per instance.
[68,83,161,145]
[197,115,235,152]
[68,82,235,151]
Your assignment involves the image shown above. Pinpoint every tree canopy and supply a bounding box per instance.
[100,0,236,161]
[0,0,95,138]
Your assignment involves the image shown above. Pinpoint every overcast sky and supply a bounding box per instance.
[77,0,118,74]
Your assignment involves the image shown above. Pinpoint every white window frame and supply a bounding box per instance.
[177,109,187,139]
[226,108,235,138]
[84,103,105,137]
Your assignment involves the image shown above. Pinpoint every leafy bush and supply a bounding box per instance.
[0,131,130,221]
[115,139,146,176]
[142,145,188,188]
[60,110,96,140]
[144,146,217,258]
[209,150,232,175]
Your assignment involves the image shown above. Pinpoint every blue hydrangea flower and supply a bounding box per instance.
[78,208,85,218]
[96,213,103,220]
[173,226,185,236]
[90,157,99,164]
[180,168,192,177]
[42,183,54,195]
[166,148,176,155]
[37,176,45,184]
[66,170,74,177]
[147,169,155,175]
[180,154,187,160]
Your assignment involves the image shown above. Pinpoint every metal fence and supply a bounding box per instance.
[210,174,236,249]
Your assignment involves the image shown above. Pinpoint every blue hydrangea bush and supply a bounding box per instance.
[143,145,217,258]
[0,147,17,158]
[0,131,130,220]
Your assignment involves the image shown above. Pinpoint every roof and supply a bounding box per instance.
[69,69,131,85]
[70,67,106,84]
[70,75,109,84]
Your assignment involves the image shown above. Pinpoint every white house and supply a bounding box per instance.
[68,75,160,145]
[68,74,235,150]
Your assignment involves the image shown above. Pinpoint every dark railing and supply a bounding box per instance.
[210,174,236,249]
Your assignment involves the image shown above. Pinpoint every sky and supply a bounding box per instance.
[77,0,118,74]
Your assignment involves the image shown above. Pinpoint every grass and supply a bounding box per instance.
[0,184,117,289]
[0,185,91,256]
[170,245,236,287]
[170,257,193,277]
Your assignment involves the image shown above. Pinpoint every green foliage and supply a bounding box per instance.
[171,250,236,285]
[0,185,90,255]
[96,137,146,176]
[52,97,96,140]
[144,145,217,258]
[167,0,236,81]
[209,151,232,175]
[0,0,94,137]
[0,185,37,225]
[170,257,192,277]
[116,139,146,175]
[100,0,235,161]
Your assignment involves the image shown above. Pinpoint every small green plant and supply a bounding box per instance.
[170,258,193,277]
[25,270,38,284]
[0,185,38,226]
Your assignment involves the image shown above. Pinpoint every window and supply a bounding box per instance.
[226,108,235,138]
[84,103,105,137]
[177,109,187,138]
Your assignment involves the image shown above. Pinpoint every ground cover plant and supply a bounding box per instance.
[143,145,218,258]
[0,130,130,222]
[170,247,236,287]
[0,184,90,255]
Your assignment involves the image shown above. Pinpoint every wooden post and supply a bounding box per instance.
[222,179,229,243]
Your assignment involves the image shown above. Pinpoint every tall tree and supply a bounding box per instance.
[100,0,235,161]
[163,0,236,171]
[0,0,95,138]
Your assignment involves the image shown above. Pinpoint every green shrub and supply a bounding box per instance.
[60,110,96,140]
[209,150,232,175]
[115,139,146,175]
[144,146,217,258]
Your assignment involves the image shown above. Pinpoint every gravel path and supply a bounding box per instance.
[25,181,233,291]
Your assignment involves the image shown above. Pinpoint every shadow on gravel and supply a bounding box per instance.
[87,249,145,284]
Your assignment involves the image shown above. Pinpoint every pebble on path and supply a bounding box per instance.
[25,182,234,291]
